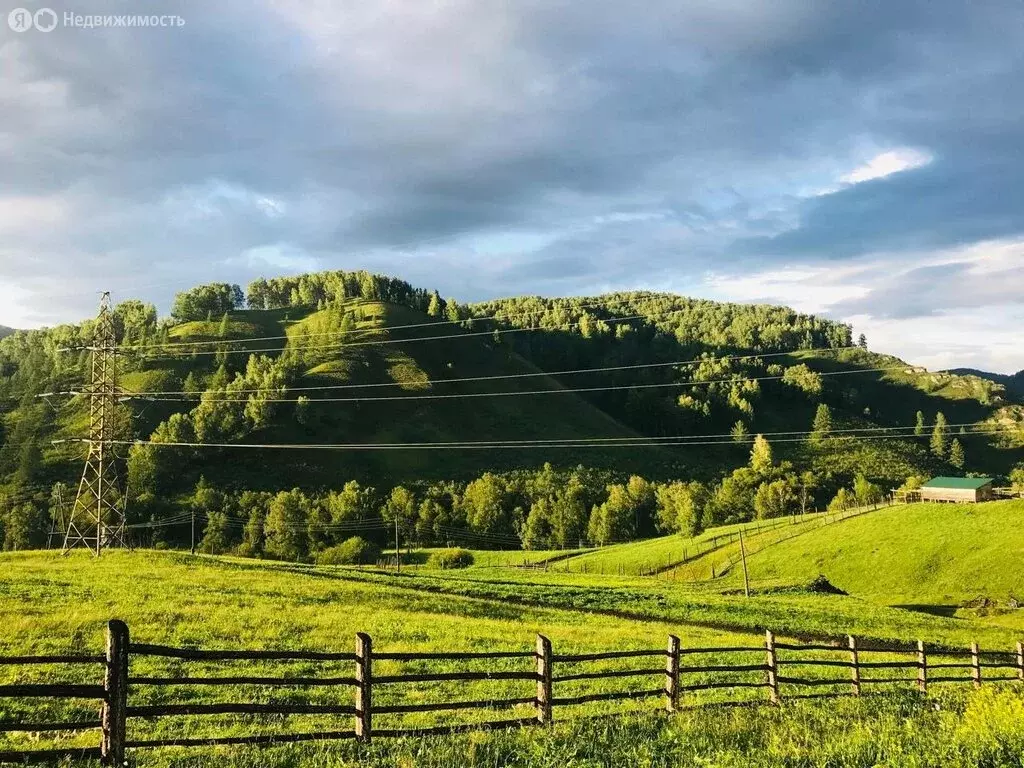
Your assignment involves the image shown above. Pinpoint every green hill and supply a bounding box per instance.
[1,270,1022,557]
[949,368,1024,401]
[726,500,1024,609]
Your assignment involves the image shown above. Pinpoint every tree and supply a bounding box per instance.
[426,291,444,318]
[858,333,868,350]
[931,412,949,458]
[461,474,508,536]
[295,395,311,426]
[731,421,749,443]
[218,312,230,338]
[853,473,883,506]
[587,485,634,546]
[382,486,418,534]
[754,479,796,520]
[522,498,555,550]
[811,404,832,443]
[199,511,233,554]
[828,487,854,512]
[264,489,310,561]
[325,481,376,521]
[797,471,818,515]
[781,364,823,397]
[655,482,707,537]
[706,468,759,526]
[238,492,270,556]
[749,435,774,475]
[1010,464,1024,494]
[2,502,46,550]
[949,438,965,470]
[171,283,244,321]
[914,411,926,437]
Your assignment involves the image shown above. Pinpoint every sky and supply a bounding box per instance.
[2,0,1023,373]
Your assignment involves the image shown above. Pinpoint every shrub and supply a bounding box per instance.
[427,548,474,569]
[315,537,381,566]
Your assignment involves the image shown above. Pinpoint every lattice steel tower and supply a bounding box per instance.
[62,292,128,555]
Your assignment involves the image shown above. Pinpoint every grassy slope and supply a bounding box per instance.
[3,550,1023,765]
[726,500,1024,605]
[543,515,823,576]
[129,301,678,490]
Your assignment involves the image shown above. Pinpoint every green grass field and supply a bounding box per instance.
[3,500,1024,765]
[727,500,1024,604]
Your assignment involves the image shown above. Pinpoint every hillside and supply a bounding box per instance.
[0,270,1022,556]
[724,500,1024,609]
[949,368,1024,401]
[0,326,13,340]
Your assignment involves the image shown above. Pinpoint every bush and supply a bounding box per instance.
[427,548,474,569]
[315,537,381,566]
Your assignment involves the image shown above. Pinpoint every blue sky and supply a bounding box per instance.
[1,0,1023,372]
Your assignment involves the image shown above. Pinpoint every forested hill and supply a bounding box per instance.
[0,326,13,340]
[0,270,1022,556]
[948,368,1024,401]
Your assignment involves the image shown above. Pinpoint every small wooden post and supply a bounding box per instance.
[971,641,981,689]
[102,619,129,767]
[848,635,860,697]
[1016,641,1024,682]
[665,635,680,712]
[917,640,927,694]
[765,630,779,704]
[536,635,553,725]
[739,531,750,598]
[355,633,372,742]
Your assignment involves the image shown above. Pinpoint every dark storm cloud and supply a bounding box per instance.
[1,0,1023,329]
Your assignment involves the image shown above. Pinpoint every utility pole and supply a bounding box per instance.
[61,293,128,556]
[395,517,401,574]
[739,530,751,598]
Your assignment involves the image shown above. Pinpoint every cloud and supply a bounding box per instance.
[839,148,932,185]
[0,0,1022,374]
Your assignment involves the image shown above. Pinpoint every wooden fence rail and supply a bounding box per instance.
[1,622,1022,765]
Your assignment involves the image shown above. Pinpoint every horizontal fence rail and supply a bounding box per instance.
[0,623,1021,765]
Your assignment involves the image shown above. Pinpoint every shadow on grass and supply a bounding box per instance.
[892,604,961,619]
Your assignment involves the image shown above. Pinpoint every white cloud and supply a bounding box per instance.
[699,238,1024,373]
[839,148,933,185]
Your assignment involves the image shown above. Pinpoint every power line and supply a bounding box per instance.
[130,311,662,360]
[75,424,1019,452]
[115,346,860,398]
[130,364,907,404]
[118,297,640,351]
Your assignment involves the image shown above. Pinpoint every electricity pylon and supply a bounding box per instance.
[62,292,129,555]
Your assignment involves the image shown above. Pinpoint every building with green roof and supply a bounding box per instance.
[920,476,994,503]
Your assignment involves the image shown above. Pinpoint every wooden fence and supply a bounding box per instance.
[2,622,1022,766]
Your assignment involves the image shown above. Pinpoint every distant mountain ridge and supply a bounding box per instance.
[0,326,14,339]
[947,368,1024,400]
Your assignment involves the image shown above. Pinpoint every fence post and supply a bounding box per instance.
[102,619,129,767]
[355,632,372,742]
[917,641,927,694]
[1017,641,1024,682]
[971,641,981,689]
[665,635,680,712]
[848,635,860,697]
[765,630,779,704]
[536,635,552,725]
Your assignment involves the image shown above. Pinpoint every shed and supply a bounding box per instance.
[920,477,994,504]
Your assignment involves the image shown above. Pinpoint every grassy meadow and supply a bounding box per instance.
[3,500,1024,765]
